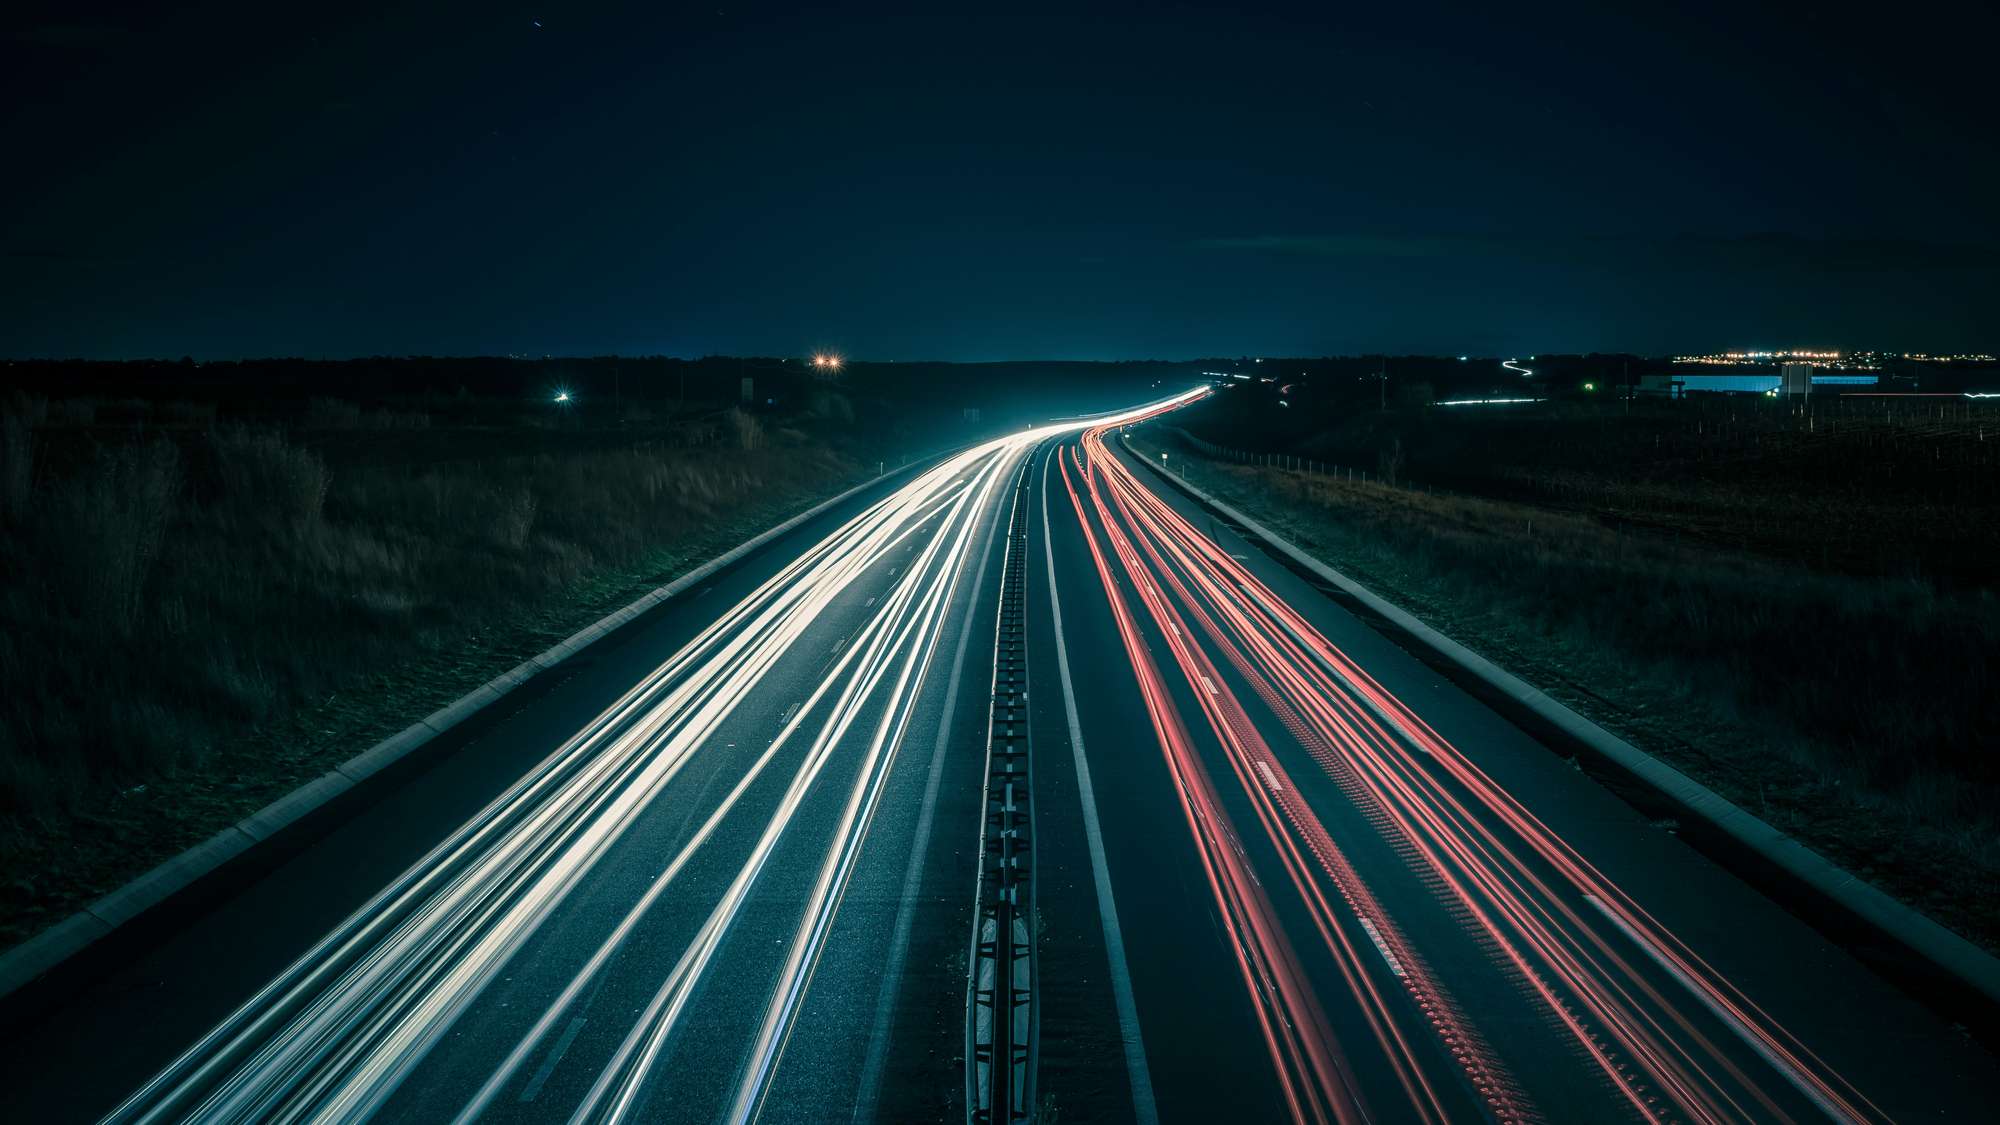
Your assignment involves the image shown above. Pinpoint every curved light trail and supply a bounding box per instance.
[100,392,1202,1125]
[76,381,1940,1125]
[1056,417,1892,1124]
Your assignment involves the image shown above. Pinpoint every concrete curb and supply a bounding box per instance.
[0,465,909,1007]
[1122,431,2000,1023]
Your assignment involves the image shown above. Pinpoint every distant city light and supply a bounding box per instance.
[553,389,571,404]
[1664,348,2000,373]
[1582,382,1595,392]
[1436,397,1543,406]
[1674,349,1846,366]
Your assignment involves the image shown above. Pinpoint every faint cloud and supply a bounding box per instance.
[1196,232,1994,272]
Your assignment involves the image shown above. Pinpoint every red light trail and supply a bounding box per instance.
[1058,419,1890,1125]
[73,384,1940,1125]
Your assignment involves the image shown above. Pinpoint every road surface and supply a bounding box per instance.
[0,391,1992,1123]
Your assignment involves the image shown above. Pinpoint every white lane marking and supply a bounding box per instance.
[1042,442,1161,1125]
[1356,916,1407,979]
[519,1016,587,1102]
[1255,760,1284,793]
[1234,578,1436,760]
[456,482,980,1124]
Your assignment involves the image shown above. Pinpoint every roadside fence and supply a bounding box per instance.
[1149,424,1450,497]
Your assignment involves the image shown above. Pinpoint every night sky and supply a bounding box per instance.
[5,1,1996,361]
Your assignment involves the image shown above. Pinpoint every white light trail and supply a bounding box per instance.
[104,388,1206,1125]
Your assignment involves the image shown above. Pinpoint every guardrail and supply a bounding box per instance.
[1120,430,2000,1046]
[966,457,1037,1124]
[0,458,930,1027]
[1156,424,1403,488]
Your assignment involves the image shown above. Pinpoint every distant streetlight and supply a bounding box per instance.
[553,390,572,404]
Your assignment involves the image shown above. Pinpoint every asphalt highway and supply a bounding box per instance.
[1021,423,1995,1123]
[1,389,1993,1124]
[0,398,1199,1125]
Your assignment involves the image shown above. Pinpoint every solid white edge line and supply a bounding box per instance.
[1040,441,1160,1125]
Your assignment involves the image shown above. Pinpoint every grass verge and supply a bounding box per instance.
[1133,429,2000,952]
[0,406,865,950]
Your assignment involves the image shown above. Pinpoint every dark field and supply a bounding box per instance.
[1140,389,2000,947]
[0,357,1185,950]
[0,390,872,947]
[1197,385,2000,586]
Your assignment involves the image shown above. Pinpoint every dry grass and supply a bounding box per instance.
[1144,431,2000,945]
[0,418,850,813]
[0,403,859,940]
[1189,394,2000,588]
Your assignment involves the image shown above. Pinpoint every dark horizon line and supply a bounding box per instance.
[7,347,1996,367]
